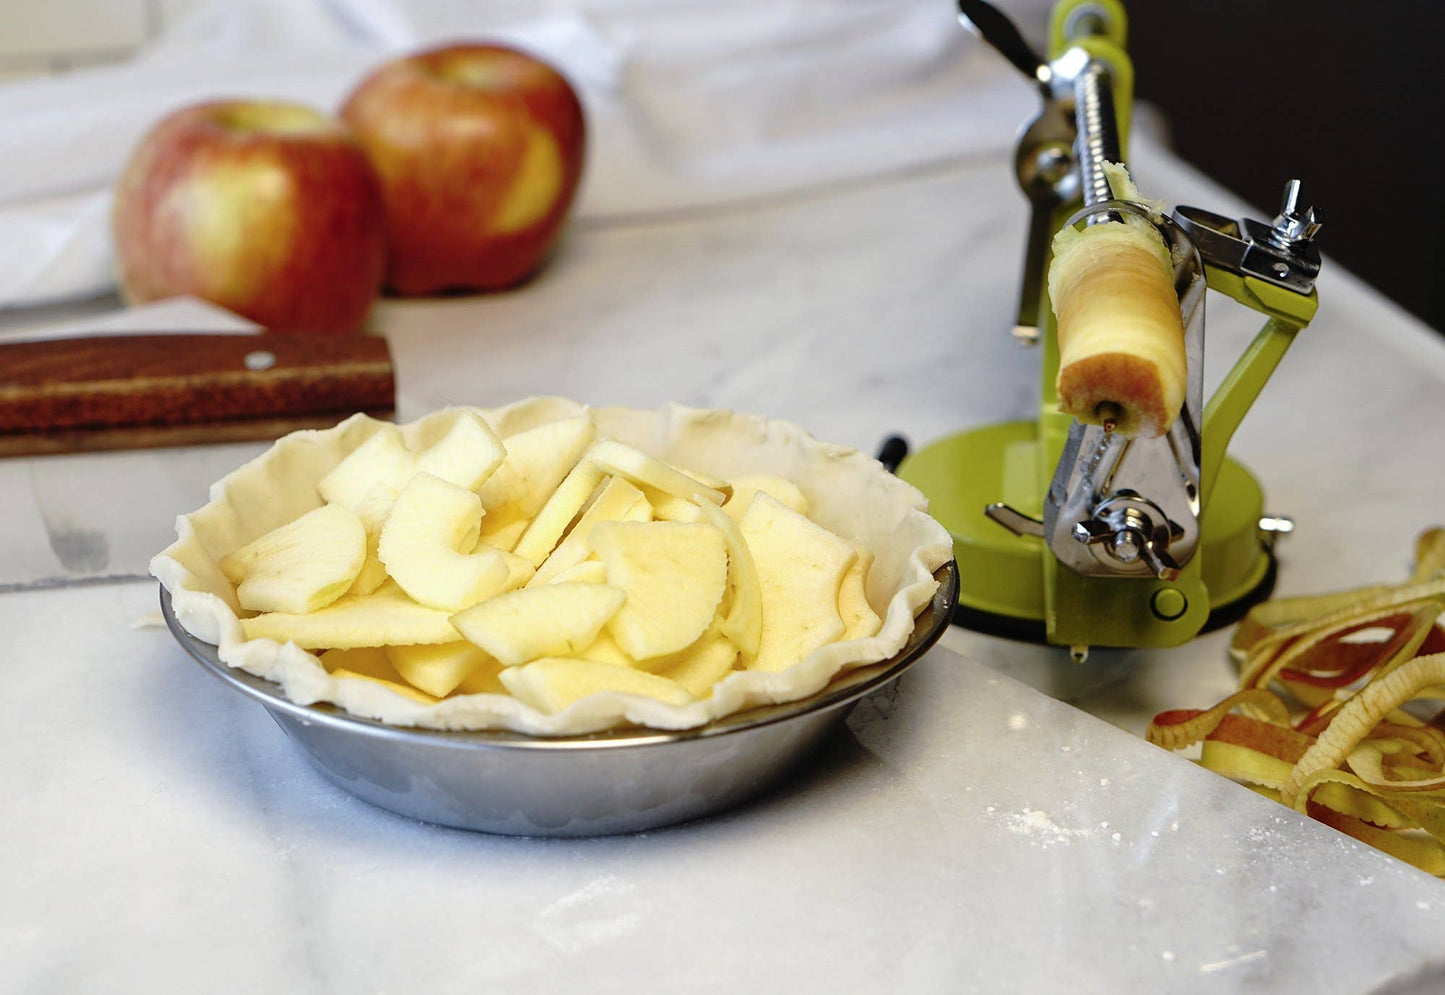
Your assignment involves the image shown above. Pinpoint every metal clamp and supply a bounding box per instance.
[1173,180,1322,295]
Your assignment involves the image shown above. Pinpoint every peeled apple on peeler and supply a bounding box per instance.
[1047,164,1187,438]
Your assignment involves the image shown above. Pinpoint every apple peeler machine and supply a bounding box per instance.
[894,0,1323,658]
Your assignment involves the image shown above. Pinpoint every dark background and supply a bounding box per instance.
[1128,2,1441,333]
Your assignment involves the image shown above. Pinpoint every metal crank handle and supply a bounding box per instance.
[957,0,1051,90]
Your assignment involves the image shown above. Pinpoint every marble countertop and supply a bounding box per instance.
[5,131,1445,992]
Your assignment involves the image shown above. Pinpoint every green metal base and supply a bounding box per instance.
[898,420,1274,649]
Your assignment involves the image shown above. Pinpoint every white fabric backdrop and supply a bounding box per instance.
[0,0,1057,311]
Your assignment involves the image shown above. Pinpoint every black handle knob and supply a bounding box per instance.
[876,435,909,474]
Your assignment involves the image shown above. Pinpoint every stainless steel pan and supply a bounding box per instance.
[160,561,957,837]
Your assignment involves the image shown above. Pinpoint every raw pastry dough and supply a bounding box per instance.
[152,399,953,736]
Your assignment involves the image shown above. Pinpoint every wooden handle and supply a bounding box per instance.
[0,332,395,456]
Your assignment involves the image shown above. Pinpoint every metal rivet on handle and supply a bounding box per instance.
[244,350,276,372]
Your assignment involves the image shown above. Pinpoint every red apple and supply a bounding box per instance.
[340,44,586,295]
[112,100,387,334]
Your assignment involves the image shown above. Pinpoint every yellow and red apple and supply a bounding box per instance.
[340,44,586,295]
[112,100,387,334]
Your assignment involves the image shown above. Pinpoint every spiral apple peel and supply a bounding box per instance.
[1148,527,1445,874]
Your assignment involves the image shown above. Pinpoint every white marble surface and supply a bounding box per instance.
[5,581,1445,994]
[5,130,1445,991]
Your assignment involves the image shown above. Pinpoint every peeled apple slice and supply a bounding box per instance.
[219,503,365,614]
[379,473,513,611]
[647,491,702,523]
[529,476,649,585]
[722,475,809,523]
[740,493,857,673]
[568,629,636,667]
[488,545,537,592]
[241,582,460,648]
[317,426,416,509]
[695,501,763,660]
[591,520,728,660]
[450,582,626,666]
[585,438,728,505]
[500,658,693,713]
[455,658,508,695]
[513,461,607,567]
[319,646,400,682]
[331,667,439,705]
[547,560,609,586]
[1047,166,1186,439]
[652,635,739,698]
[387,641,497,698]
[667,459,729,493]
[414,409,506,491]
[478,413,595,520]
[349,483,397,596]
[476,516,529,553]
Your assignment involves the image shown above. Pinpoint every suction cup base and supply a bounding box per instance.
[948,548,1277,646]
[897,420,1280,649]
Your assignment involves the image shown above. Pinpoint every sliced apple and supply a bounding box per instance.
[319,646,400,682]
[512,460,606,566]
[530,476,649,585]
[241,582,460,648]
[349,483,397,596]
[695,501,763,661]
[317,425,416,509]
[590,520,728,660]
[454,657,508,695]
[219,503,365,614]
[647,490,701,523]
[547,560,609,585]
[478,413,595,519]
[476,516,529,553]
[387,640,497,698]
[839,548,882,640]
[331,667,439,705]
[485,544,537,592]
[585,438,727,505]
[739,493,857,673]
[379,473,514,610]
[568,629,636,667]
[414,409,506,491]
[652,635,739,698]
[666,459,729,494]
[500,657,692,713]
[450,582,625,666]
[722,474,809,523]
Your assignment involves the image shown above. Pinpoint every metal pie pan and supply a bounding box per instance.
[161,561,958,837]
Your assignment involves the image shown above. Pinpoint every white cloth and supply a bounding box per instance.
[0,0,1038,311]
